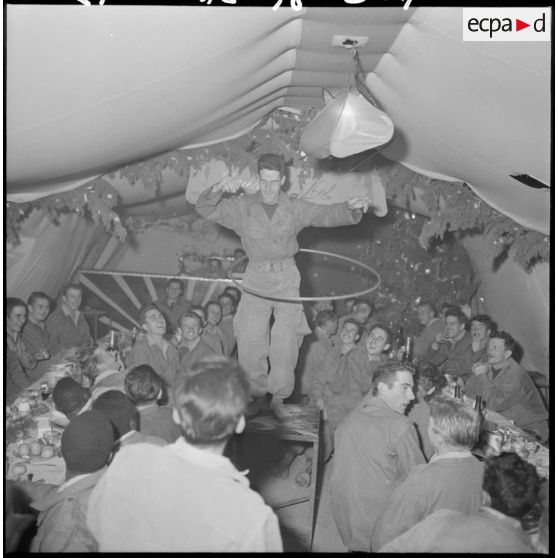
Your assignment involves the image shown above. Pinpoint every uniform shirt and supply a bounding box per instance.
[413,317,445,358]
[137,404,181,444]
[196,186,362,264]
[46,306,92,355]
[202,325,228,356]
[379,507,534,553]
[6,333,37,402]
[427,331,474,379]
[219,314,236,357]
[296,328,333,397]
[21,320,55,380]
[87,438,283,552]
[406,394,434,460]
[177,338,218,370]
[464,358,548,440]
[330,396,425,551]
[371,451,484,550]
[126,336,180,389]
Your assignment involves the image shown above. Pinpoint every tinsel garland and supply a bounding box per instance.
[6,108,549,270]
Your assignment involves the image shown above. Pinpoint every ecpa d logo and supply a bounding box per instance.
[463,8,551,42]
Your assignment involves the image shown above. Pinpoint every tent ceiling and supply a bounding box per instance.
[6,6,551,234]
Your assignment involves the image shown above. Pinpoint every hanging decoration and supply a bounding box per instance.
[5,107,548,271]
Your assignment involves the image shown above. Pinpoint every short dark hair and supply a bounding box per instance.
[179,312,204,330]
[315,310,337,328]
[418,300,437,314]
[341,318,363,340]
[62,283,82,297]
[372,360,415,396]
[189,305,207,321]
[483,453,540,518]
[257,153,286,177]
[471,314,495,333]
[205,300,222,312]
[27,292,51,307]
[490,331,516,353]
[166,278,183,290]
[172,356,250,446]
[414,359,446,397]
[444,307,468,325]
[92,390,137,439]
[218,293,236,308]
[6,297,27,317]
[223,286,241,301]
[429,396,481,449]
[368,323,392,347]
[137,304,162,327]
[125,364,165,404]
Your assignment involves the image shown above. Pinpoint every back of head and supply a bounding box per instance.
[52,377,90,418]
[257,153,286,177]
[61,410,114,474]
[372,360,415,396]
[92,390,137,439]
[414,358,447,397]
[428,396,481,449]
[172,356,250,446]
[483,452,540,519]
[125,364,164,405]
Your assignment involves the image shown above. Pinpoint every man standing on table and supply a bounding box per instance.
[196,153,373,418]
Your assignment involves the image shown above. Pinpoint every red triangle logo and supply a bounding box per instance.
[516,19,530,31]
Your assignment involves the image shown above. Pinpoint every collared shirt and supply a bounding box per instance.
[6,332,37,402]
[46,306,92,355]
[87,438,283,552]
[177,337,218,370]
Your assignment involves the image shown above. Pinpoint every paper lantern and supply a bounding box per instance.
[301,88,394,159]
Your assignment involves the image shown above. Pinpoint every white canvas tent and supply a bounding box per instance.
[5,5,551,376]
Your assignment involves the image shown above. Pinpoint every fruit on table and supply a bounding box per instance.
[17,443,31,458]
[30,441,42,456]
[41,446,55,459]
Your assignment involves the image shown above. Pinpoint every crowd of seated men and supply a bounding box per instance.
[5,280,549,553]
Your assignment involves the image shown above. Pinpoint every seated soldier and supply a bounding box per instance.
[177,312,218,369]
[426,307,472,382]
[125,364,181,443]
[412,300,445,358]
[46,284,92,355]
[87,356,282,552]
[203,301,229,356]
[6,298,48,402]
[372,396,484,550]
[52,377,93,420]
[464,331,548,442]
[307,299,335,328]
[217,293,237,356]
[405,359,447,460]
[338,298,375,335]
[295,309,338,402]
[126,304,180,390]
[15,411,115,552]
[89,346,127,400]
[380,452,540,553]
[340,297,356,317]
[156,279,191,333]
[92,390,166,452]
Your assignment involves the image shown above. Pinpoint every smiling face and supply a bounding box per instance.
[340,322,360,345]
[166,281,183,302]
[258,169,285,205]
[471,320,490,344]
[487,337,511,366]
[142,308,167,336]
[28,297,50,323]
[63,288,82,313]
[444,315,465,339]
[206,303,222,326]
[366,327,390,357]
[379,370,415,414]
[180,316,202,342]
[7,305,27,335]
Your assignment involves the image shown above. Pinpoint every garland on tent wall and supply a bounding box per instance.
[6,108,549,270]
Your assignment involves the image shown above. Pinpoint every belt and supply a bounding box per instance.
[248,258,295,273]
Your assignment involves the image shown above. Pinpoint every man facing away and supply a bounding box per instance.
[330,361,425,552]
[196,152,373,418]
[464,330,548,442]
[87,356,283,552]
[371,396,484,550]
[379,452,540,553]
[46,283,92,355]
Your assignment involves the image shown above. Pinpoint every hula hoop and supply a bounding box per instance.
[228,248,381,303]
